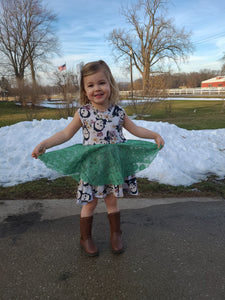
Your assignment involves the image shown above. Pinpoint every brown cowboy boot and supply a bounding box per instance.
[108,211,124,254]
[80,216,99,256]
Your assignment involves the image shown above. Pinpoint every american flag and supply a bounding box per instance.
[58,64,66,72]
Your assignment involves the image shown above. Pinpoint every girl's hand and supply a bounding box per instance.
[31,145,46,159]
[155,134,165,150]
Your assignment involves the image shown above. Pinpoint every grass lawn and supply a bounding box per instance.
[0,99,224,199]
[0,101,60,127]
[1,99,225,129]
[125,100,225,130]
[0,176,224,200]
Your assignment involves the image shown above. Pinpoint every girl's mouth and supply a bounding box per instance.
[94,93,104,98]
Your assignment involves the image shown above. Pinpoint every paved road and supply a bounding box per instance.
[1,197,225,300]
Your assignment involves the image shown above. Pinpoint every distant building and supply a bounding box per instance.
[201,76,225,88]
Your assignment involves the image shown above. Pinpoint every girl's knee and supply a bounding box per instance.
[104,194,118,213]
[81,197,98,217]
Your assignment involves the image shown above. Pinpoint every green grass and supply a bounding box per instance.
[0,177,78,200]
[1,99,225,129]
[0,176,224,200]
[136,177,225,198]
[0,99,225,199]
[125,100,225,130]
[0,101,63,127]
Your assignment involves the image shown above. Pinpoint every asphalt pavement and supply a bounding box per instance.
[1,197,225,300]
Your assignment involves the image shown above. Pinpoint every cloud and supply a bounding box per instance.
[41,0,225,80]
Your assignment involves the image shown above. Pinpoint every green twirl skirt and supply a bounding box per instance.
[39,140,160,185]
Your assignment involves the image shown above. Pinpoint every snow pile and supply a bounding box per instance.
[0,118,225,187]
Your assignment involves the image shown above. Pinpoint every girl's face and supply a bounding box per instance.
[83,71,111,109]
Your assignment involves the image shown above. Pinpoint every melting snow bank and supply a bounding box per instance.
[0,118,225,187]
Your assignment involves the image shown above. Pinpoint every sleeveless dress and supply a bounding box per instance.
[39,104,161,205]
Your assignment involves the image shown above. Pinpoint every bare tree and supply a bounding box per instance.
[25,0,60,101]
[0,0,29,96]
[108,0,193,94]
[53,68,79,118]
[0,0,59,104]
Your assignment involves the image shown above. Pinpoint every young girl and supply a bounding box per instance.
[32,60,164,257]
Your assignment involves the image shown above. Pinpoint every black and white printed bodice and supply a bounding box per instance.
[78,104,126,145]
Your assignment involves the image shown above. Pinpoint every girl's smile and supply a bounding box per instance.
[84,71,111,110]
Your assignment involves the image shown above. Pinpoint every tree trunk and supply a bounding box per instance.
[30,59,37,107]
[16,76,25,105]
[143,63,150,95]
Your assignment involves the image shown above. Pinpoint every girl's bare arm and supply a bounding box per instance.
[123,113,165,148]
[31,110,82,158]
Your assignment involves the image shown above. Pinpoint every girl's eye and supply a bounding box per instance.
[100,81,105,85]
[88,84,93,88]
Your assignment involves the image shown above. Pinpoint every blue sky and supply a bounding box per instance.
[43,0,225,81]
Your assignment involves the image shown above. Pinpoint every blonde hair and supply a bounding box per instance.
[79,60,119,105]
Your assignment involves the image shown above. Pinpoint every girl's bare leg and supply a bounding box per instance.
[80,197,98,217]
[104,193,119,214]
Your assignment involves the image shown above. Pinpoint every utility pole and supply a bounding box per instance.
[129,48,133,100]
